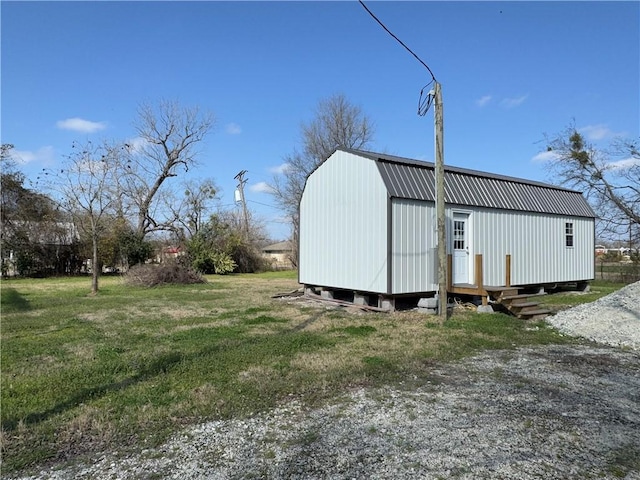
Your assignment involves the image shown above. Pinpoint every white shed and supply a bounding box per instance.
[299,148,595,310]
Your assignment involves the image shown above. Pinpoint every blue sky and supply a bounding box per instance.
[2,1,639,241]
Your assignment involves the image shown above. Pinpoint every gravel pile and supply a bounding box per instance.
[546,280,640,350]
[11,283,640,480]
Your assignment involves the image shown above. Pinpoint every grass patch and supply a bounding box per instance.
[242,315,289,326]
[331,325,377,336]
[0,287,32,313]
[538,280,627,308]
[0,274,618,475]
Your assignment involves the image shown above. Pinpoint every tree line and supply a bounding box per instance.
[2,95,638,293]
[1,101,270,293]
[1,94,378,294]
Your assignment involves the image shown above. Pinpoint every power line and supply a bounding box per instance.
[358,0,437,82]
[418,82,435,117]
[247,199,280,210]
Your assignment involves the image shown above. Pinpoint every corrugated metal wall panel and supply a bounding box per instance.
[299,151,389,293]
[391,199,437,294]
[470,208,595,286]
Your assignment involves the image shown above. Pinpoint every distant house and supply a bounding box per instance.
[155,246,183,263]
[1,221,80,276]
[262,241,294,270]
[2,221,79,247]
[299,148,596,310]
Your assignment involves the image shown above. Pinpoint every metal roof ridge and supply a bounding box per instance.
[338,147,583,195]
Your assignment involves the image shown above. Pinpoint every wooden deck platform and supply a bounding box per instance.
[448,254,551,319]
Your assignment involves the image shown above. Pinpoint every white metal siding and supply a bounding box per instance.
[299,151,389,293]
[470,208,595,286]
[391,199,437,294]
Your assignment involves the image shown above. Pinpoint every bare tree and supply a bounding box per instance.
[545,124,640,244]
[270,93,375,261]
[168,178,219,239]
[122,100,214,239]
[1,143,15,161]
[56,141,121,294]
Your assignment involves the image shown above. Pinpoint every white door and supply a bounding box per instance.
[453,213,470,284]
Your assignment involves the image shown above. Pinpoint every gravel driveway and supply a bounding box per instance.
[12,283,640,480]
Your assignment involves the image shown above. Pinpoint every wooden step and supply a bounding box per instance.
[500,292,547,301]
[515,308,551,319]
[517,305,549,314]
[482,286,551,320]
[507,301,540,309]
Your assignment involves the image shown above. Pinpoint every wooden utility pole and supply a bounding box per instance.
[434,81,447,319]
[234,170,250,238]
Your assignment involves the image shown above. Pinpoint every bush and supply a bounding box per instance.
[229,243,269,273]
[183,216,269,274]
[119,232,154,267]
[601,250,622,262]
[124,263,206,287]
[191,251,237,275]
[210,251,237,275]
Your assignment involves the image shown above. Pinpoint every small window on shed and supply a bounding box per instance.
[453,220,465,250]
[565,222,574,247]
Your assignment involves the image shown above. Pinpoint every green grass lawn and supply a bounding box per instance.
[0,273,622,474]
[537,280,627,308]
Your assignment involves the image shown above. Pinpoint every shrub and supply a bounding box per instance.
[191,251,237,275]
[602,250,622,262]
[124,263,206,287]
[210,251,237,275]
[229,242,269,273]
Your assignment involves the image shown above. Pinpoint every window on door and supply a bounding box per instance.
[565,222,574,247]
[454,220,465,250]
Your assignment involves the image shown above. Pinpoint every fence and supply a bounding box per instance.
[596,262,640,284]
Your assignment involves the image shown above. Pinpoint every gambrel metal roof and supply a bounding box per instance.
[342,148,595,218]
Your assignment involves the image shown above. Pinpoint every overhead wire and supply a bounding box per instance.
[418,81,435,117]
[358,0,437,116]
[358,0,437,82]
[247,199,280,210]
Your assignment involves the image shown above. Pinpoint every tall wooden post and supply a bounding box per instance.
[234,170,250,238]
[434,81,447,319]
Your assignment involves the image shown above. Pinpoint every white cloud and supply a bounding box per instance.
[579,124,625,141]
[250,181,274,193]
[476,95,492,107]
[225,123,242,135]
[500,94,529,108]
[124,136,148,154]
[13,146,56,166]
[269,163,290,174]
[607,157,640,171]
[56,117,107,133]
[531,150,561,163]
